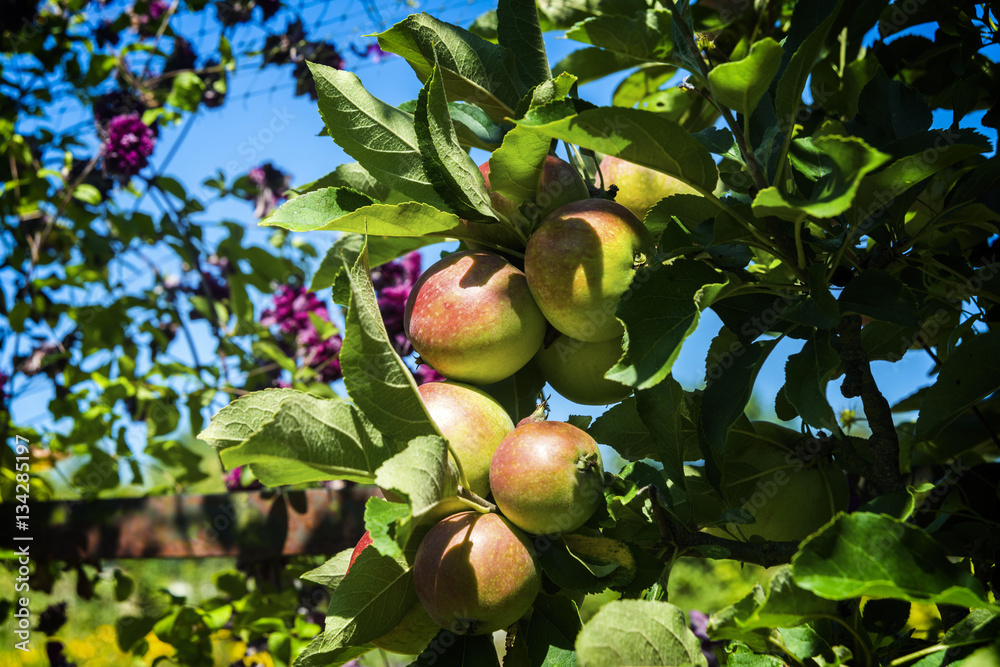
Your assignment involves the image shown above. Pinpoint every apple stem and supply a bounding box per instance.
[445,440,473,493]
[457,486,498,513]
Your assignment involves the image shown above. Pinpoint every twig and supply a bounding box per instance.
[834,315,905,495]
[647,486,799,568]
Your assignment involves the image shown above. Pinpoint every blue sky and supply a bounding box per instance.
[7,2,996,453]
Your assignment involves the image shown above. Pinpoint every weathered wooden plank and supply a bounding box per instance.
[14,486,377,561]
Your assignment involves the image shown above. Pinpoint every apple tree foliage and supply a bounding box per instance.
[198,0,1000,665]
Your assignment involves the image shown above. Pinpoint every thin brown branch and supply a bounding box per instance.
[834,315,905,495]
[647,486,799,569]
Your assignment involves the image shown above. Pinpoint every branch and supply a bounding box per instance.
[647,487,799,569]
[834,315,905,495]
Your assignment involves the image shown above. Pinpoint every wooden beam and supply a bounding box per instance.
[15,486,377,561]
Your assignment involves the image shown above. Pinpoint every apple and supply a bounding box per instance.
[599,155,699,222]
[413,511,541,635]
[465,156,591,250]
[404,251,548,384]
[346,532,441,654]
[489,421,605,535]
[524,199,653,342]
[706,434,849,542]
[418,381,515,498]
[535,334,632,405]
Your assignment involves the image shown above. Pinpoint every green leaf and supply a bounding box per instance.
[408,632,500,666]
[339,241,440,445]
[783,333,841,432]
[289,162,391,201]
[308,62,448,208]
[588,397,658,462]
[773,0,844,167]
[293,637,371,667]
[167,71,206,111]
[449,102,508,151]
[575,599,708,667]
[565,10,674,62]
[607,259,729,390]
[73,184,102,205]
[710,568,837,641]
[838,269,920,327]
[374,435,457,513]
[198,389,394,485]
[792,513,990,608]
[752,135,891,221]
[263,200,464,237]
[260,187,376,231]
[526,593,582,666]
[516,106,719,193]
[612,63,676,109]
[701,338,779,455]
[311,234,437,296]
[553,47,645,86]
[487,125,551,206]
[914,331,1000,441]
[496,0,550,88]
[849,134,991,226]
[376,13,525,123]
[707,38,783,118]
[301,548,355,589]
[635,375,692,486]
[320,547,419,650]
[415,61,496,221]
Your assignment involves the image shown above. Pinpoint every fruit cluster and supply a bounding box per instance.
[404,155,655,405]
[342,156,666,650]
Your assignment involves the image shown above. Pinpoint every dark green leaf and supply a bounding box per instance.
[565,10,674,62]
[415,62,496,221]
[309,62,449,208]
[701,338,778,455]
[783,333,841,432]
[377,13,525,122]
[607,259,729,389]
[516,106,719,192]
[575,600,708,667]
[838,269,920,327]
[553,47,644,86]
[914,331,1000,441]
[792,513,990,607]
[497,0,550,88]
[263,199,464,237]
[707,38,782,117]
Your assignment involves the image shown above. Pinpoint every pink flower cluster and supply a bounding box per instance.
[261,286,342,383]
[102,113,156,178]
[371,252,444,385]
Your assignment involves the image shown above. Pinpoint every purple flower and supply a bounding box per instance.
[224,465,263,491]
[350,43,392,64]
[372,253,422,357]
[415,365,445,385]
[261,286,342,383]
[243,163,290,218]
[0,371,8,404]
[689,610,722,667]
[102,113,155,179]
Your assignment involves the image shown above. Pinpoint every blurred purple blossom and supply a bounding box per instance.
[243,163,290,219]
[102,113,155,179]
[689,610,721,667]
[224,465,262,491]
[350,43,391,64]
[371,252,421,357]
[261,286,342,383]
[415,365,445,385]
[0,371,8,404]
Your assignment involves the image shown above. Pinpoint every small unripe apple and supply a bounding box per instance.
[489,421,605,535]
[465,156,591,250]
[346,532,441,654]
[404,251,548,384]
[524,199,653,342]
[535,334,632,405]
[599,155,699,221]
[413,512,541,635]
[418,381,515,498]
[706,436,849,542]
